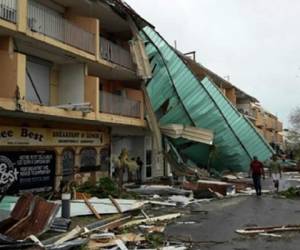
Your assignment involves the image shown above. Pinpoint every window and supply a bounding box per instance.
[62,149,75,181]
[80,148,97,171]
[26,57,52,105]
[100,148,110,172]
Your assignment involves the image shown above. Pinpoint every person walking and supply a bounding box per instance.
[268,154,282,192]
[249,156,265,196]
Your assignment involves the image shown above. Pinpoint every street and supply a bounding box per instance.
[165,175,300,250]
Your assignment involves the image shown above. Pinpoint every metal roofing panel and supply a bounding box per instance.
[142,26,273,172]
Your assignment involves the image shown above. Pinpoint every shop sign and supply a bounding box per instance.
[0,151,55,193]
[0,126,108,146]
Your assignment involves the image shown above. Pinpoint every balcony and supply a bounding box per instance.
[27,0,95,54]
[100,36,134,70]
[255,112,264,127]
[100,91,141,118]
[265,117,276,130]
[276,121,283,132]
[0,0,16,23]
[238,108,256,120]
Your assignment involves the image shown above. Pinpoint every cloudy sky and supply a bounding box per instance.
[126,0,300,127]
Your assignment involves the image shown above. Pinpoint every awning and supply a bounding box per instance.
[160,124,214,145]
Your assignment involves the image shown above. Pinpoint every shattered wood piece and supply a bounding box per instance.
[236,224,300,235]
[109,195,122,213]
[147,200,177,207]
[82,193,101,219]
[120,213,181,228]
[141,209,150,219]
[139,225,165,233]
[84,215,132,234]
[208,188,224,198]
[90,232,115,241]
[54,225,82,246]
[259,233,282,238]
[45,237,89,250]
[115,239,128,250]
[88,233,145,249]
[161,246,187,250]
[27,235,44,248]
[85,214,123,231]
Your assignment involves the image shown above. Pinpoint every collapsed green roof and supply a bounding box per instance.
[141,26,273,172]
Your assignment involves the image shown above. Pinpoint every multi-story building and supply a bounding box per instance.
[0,0,154,193]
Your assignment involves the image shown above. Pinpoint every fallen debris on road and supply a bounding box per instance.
[236,224,300,235]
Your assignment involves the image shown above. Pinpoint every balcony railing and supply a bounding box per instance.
[28,0,95,54]
[100,91,141,118]
[100,36,134,70]
[0,0,16,23]
[238,109,256,118]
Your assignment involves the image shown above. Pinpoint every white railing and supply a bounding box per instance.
[100,91,141,118]
[0,0,16,23]
[100,36,134,70]
[28,0,95,54]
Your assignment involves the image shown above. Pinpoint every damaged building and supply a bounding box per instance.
[0,0,154,194]
[0,0,283,194]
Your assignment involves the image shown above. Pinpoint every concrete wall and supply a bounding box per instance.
[0,51,26,99]
[225,88,236,105]
[126,88,144,119]
[85,76,99,113]
[58,64,85,104]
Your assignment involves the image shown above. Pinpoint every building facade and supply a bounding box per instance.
[0,0,154,193]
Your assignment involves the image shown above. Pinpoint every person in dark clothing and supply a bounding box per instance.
[249,156,265,196]
[136,157,143,185]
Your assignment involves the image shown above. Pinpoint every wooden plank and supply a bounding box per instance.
[82,193,101,219]
[108,195,122,214]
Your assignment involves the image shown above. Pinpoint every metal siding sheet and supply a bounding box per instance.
[142,27,273,171]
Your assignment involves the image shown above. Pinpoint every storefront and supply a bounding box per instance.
[0,125,110,194]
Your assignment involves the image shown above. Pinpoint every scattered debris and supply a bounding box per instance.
[183,180,236,196]
[88,233,145,249]
[279,187,300,198]
[168,195,192,206]
[56,198,145,217]
[82,193,102,219]
[236,224,300,235]
[121,213,181,228]
[128,185,192,196]
[50,218,71,232]
[0,194,59,240]
[259,233,282,238]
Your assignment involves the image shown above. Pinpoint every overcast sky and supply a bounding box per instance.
[126,0,300,127]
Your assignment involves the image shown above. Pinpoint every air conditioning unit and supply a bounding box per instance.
[28,17,39,32]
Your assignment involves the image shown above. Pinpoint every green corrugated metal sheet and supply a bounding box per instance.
[141,26,274,172]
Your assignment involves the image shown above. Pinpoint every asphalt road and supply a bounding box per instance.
[165,194,300,250]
